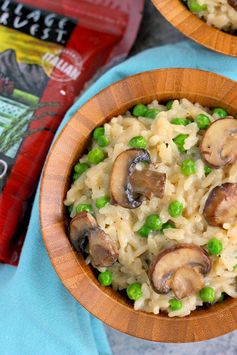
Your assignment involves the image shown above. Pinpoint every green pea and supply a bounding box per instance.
[98,271,113,286]
[195,114,211,129]
[162,220,176,232]
[188,0,207,12]
[169,298,183,311]
[97,135,110,147]
[138,225,151,238]
[207,238,223,256]
[181,159,196,176]
[93,127,105,140]
[166,100,174,110]
[212,107,228,118]
[126,283,142,301]
[173,134,188,153]
[129,136,147,149]
[74,162,89,175]
[144,108,160,119]
[199,287,215,303]
[233,264,237,271]
[132,103,148,117]
[96,196,110,209]
[88,147,105,164]
[170,118,190,126]
[72,172,80,182]
[168,200,184,218]
[76,203,93,214]
[145,214,162,231]
[204,165,213,175]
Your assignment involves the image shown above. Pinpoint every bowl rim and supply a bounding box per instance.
[152,0,237,57]
[40,68,237,343]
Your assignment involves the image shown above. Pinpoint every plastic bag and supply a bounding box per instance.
[0,0,144,265]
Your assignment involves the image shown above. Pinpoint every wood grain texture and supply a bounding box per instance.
[152,0,237,57]
[40,69,237,343]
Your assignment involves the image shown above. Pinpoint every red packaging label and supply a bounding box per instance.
[0,0,144,265]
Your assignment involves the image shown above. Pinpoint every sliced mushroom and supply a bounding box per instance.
[203,182,237,226]
[110,148,166,209]
[69,211,97,253]
[228,0,237,10]
[89,229,118,267]
[149,244,211,299]
[172,266,204,299]
[130,169,166,199]
[200,118,237,168]
[69,211,118,267]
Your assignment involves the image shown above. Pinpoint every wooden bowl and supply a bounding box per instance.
[40,68,237,342]
[152,0,237,57]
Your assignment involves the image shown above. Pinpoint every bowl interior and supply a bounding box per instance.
[152,0,237,57]
[40,68,237,342]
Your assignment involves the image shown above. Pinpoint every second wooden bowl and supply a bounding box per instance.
[40,68,237,342]
[152,0,237,57]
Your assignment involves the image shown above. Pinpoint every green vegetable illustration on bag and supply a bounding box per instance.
[0,50,58,158]
[0,97,57,158]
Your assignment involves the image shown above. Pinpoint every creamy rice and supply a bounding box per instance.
[65,98,237,317]
[186,0,237,32]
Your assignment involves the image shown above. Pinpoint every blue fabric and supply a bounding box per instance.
[0,40,237,355]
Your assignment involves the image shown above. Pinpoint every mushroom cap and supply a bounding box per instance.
[200,118,237,168]
[69,211,118,267]
[69,211,97,253]
[149,243,211,297]
[89,229,118,267]
[110,148,151,209]
[203,182,237,226]
[227,0,237,10]
[172,266,204,299]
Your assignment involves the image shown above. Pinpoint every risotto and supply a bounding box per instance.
[64,98,237,317]
[185,0,237,32]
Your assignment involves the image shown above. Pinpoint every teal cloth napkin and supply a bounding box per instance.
[0,41,237,355]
